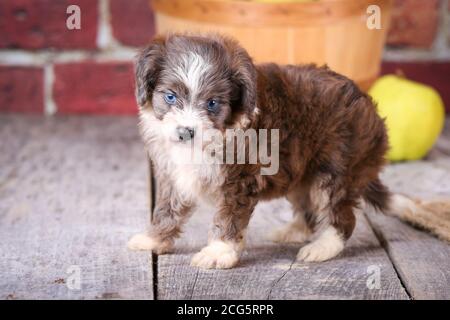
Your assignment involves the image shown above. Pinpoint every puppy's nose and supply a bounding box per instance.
[176,126,195,141]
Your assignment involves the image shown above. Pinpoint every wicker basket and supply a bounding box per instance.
[151,0,393,90]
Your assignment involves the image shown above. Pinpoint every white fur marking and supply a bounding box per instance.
[270,221,309,244]
[191,240,240,269]
[175,52,211,95]
[127,233,160,251]
[389,193,417,216]
[139,109,223,203]
[297,226,344,262]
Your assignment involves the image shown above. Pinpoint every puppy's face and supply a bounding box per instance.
[135,34,257,144]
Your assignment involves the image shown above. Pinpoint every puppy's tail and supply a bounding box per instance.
[363,179,450,242]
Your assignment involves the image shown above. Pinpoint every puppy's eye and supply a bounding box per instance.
[164,93,177,105]
[207,99,219,112]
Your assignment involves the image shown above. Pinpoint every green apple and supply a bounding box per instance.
[369,75,445,161]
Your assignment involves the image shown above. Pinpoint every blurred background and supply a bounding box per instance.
[0,0,449,115]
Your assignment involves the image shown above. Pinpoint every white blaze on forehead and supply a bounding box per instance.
[175,52,211,95]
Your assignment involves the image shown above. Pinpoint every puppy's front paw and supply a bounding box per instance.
[127,233,172,254]
[296,227,344,262]
[191,241,240,269]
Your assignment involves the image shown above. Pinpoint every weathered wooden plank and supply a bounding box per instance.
[366,212,450,300]
[158,198,408,299]
[0,115,153,299]
[0,116,45,185]
[365,160,450,300]
[427,118,450,160]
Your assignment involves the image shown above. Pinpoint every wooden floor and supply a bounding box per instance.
[0,115,449,300]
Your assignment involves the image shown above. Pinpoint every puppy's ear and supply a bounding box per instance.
[227,41,257,114]
[135,37,166,107]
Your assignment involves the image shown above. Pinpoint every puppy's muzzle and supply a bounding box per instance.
[176,126,195,142]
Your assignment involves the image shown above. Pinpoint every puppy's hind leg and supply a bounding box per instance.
[271,214,311,244]
[270,190,312,244]
[296,179,355,262]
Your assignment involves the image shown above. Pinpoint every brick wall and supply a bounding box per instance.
[385,0,450,59]
[0,0,154,115]
[383,0,450,112]
[0,0,449,114]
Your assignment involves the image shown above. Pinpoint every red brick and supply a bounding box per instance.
[110,0,155,47]
[381,62,450,113]
[387,0,439,48]
[0,66,44,113]
[0,0,98,50]
[54,62,137,114]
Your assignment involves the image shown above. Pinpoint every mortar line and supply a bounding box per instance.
[44,64,57,115]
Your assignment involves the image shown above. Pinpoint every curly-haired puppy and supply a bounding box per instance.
[128,34,450,269]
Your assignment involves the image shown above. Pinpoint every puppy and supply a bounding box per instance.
[128,34,450,269]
